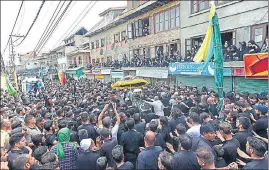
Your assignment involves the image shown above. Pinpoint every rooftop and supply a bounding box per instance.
[99,6,126,16]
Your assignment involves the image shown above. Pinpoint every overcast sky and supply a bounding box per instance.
[1,1,126,60]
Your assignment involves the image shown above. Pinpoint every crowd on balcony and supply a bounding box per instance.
[84,38,268,70]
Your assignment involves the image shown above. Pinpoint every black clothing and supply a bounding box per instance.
[120,129,144,168]
[45,133,56,147]
[75,151,100,169]
[191,137,217,160]
[215,158,227,168]
[234,130,252,153]
[154,133,166,149]
[134,122,146,136]
[223,137,240,164]
[168,116,186,132]
[8,148,29,169]
[100,137,118,168]
[243,157,268,169]
[253,116,268,138]
[136,146,162,170]
[116,161,134,170]
[173,150,200,170]
[77,123,98,141]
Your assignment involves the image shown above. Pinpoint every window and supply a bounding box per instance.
[164,11,169,30]
[155,6,180,33]
[191,0,210,14]
[114,33,120,43]
[170,8,175,29]
[251,24,268,48]
[96,40,100,48]
[134,21,139,37]
[127,23,133,39]
[91,42,95,49]
[138,20,143,36]
[155,14,160,33]
[159,12,164,32]
[175,6,180,27]
[121,31,126,41]
[199,0,205,11]
[106,35,111,45]
[142,18,150,36]
[185,39,192,55]
[101,38,105,47]
[78,56,82,64]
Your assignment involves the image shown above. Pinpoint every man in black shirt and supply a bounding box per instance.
[148,120,166,149]
[136,131,163,170]
[120,118,143,168]
[77,112,98,141]
[253,105,268,138]
[112,145,134,170]
[168,108,187,133]
[133,113,146,136]
[191,124,217,160]
[75,138,100,169]
[171,134,200,170]
[231,137,268,169]
[217,122,240,164]
[234,117,252,152]
[44,120,57,148]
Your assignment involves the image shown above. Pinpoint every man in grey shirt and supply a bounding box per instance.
[145,96,164,117]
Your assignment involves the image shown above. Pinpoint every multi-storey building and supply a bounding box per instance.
[180,0,268,56]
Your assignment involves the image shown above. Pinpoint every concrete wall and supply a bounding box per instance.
[180,1,268,55]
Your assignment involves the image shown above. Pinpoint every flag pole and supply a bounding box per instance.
[211,1,224,108]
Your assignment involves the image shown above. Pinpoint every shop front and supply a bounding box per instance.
[65,67,85,80]
[95,74,105,83]
[101,69,111,83]
[111,71,124,82]
[169,62,233,92]
[136,68,169,85]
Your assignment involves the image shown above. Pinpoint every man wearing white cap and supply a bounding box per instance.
[75,138,100,169]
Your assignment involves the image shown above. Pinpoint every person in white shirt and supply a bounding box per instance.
[186,112,201,138]
[145,96,165,117]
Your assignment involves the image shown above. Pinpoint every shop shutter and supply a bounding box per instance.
[234,77,268,93]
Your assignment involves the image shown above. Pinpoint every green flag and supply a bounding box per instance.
[6,77,17,96]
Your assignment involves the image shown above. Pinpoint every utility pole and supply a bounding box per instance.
[8,34,25,92]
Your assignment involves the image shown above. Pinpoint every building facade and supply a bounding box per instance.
[180,0,268,56]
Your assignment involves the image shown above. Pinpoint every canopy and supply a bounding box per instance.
[112,76,149,89]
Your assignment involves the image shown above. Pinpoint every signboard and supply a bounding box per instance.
[111,71,124,79]
[136,69,168,78]
[232,68,245,76]
[101,69,111,75]
[95,74,104,79]
[244,53,268,79]
[168,62,232,76]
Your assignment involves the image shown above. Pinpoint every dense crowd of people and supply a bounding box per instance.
[82,38,269,70]
[1,78,268,170]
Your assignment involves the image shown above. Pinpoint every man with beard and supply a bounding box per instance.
[230,137,268,169]
[207,97,219,118]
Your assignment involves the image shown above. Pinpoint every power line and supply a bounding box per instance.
[20,1,73,68]
[53,1,97,49]
[34,0,65,52]
[15,1,25,35]
[15,0,46,47]
[36,1,73,54]
[2,0,24,55]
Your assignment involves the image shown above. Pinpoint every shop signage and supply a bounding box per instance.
[244,53,268,79]
[101,69,111,75]
[111,71,124,79]
[168,62,232,76]
[95,74,104,79]
[232,68,245,76]
[136,69,168,78]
